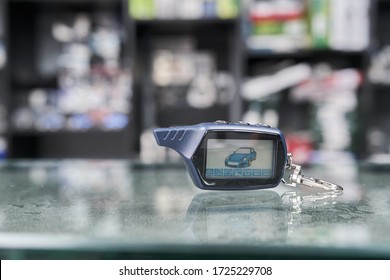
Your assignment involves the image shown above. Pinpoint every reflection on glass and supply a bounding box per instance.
[185,188,344,245]
[186,191,289,245]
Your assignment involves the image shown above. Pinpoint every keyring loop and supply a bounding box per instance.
[282,153,343,192]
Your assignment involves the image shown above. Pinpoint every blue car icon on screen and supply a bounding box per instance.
[225,147,257,168]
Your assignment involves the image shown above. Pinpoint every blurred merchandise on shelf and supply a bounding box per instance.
[0,39,6,69]
[242,62,362,165]
[151,37,196,87]
[244,0,370,52]
[2,0,386,160]
[0,136,7,159]
[151,36,235,110]
[214,71,236,105]
[285,133,313,165]
[369,46,390,85]
[324,0,369,51]
[290,65,362,164]
[244,0,308,51]
[242,62,311,101]
[366,128,390,159]
[241,60,310,136]
[186,53,218,109]
[140,28,237,158]
[0,104,7,159]
[11,13,133,132]
[129,0,239,20]
[307,0,328,48]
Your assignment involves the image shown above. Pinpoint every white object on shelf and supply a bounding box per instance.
[329,0,370,51]
[242,63,311,101]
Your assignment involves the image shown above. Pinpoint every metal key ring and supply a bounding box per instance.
[282,153,343,192]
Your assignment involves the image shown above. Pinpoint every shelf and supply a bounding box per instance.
[133,18,237,33]
[246,48,368,60]
[134,18,237,25]
[11,77,58,90]
[371,83,390,91]
[9,0,119,3]
[9,128,132,159]
[9,128,129,137]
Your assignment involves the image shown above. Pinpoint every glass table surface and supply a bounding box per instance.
[0,159,390,259]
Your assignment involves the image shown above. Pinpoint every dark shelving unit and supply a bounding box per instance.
[0,0,8,159]
[4,0,136,159]
[239,0,373,161]
[0,0,386,160]
[364,0,390,157]
[128,14,242,132]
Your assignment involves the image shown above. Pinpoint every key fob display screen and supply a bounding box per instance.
[192,131,286,189]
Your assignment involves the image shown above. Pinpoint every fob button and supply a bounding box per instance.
[256,123,271,127]
[215,120,228,124]
[234,121,250,125]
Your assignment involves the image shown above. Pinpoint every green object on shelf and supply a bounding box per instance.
[252,20,284,35]
[216,0,239,19]
[309,0,329,49]
[129,0,155,20]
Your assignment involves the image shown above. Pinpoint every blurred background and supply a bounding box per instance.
[0,0,387,165]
